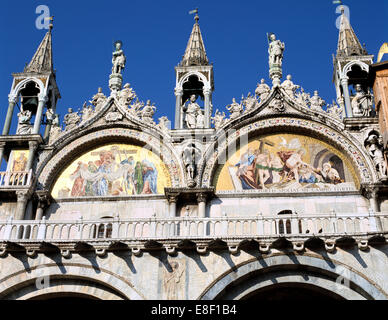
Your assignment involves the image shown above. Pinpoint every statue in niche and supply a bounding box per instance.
[281,75,299,97]
[16,109,33,135]
[141,100,156,124]
[310,90,326,111]
[90,87,107,112]
[182,144,201,186]
[64,108,80,131]
[182,94,204,129]
[112,40,126,74]
[351,84,373,117]
[226,98,243,120]
[255,79,271,101]
[118,83,136,107]
[268,33,285,66]
[211,109,226,130]
[367,134,387,179]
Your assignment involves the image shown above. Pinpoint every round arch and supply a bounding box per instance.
[198,254,387,300]
[178,71,210,91]
[37,126,185,191]
[198,116,377,187]
[0,263,145,300]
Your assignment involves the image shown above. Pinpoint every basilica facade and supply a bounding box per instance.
[0,8,388,300]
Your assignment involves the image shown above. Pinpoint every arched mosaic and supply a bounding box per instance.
[51,143,172,199]
[214,133,359,192]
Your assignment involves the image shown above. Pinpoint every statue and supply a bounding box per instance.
[255,79,271,101]
[242,93,259,113]
[81,102,94,122]
[310,90,326,111]
[226,98,243,120]
[141,100,156,124]
[211,109,226,130]
[367,134,387,179]
[112,40,126,74]
[326,101,344,119]
[129,98,144,118]
[268,33,285,67]
[296,88,311,107]
[49,114,63,144]
[90,87,107,112]
[157,116,171,132]
[182,144,201,187]
[281,75,299,98]
[118,83,136,107]
[45,108,55,123]
[16,109,33,135]
[351,84,373,117]
[182,95,204,129]
[64,108,80,131]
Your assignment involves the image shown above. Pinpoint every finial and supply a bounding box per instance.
[45,16,54,30]
[189,8,199,22]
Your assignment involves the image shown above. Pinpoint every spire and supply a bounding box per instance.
[180,11,209,67]
[336,7,367,57]
[24,26,54,73]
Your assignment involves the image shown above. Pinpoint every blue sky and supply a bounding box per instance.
[0,0,387,132]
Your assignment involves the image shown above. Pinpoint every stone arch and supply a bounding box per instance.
[198,116,377,187]
[0,263,145,300]
[342,60,370,79]
[178,71,209,91]
[36,127,185,191]
[12,77,46,98]
[198,254,387,300]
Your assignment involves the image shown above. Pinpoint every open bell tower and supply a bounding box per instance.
[174,10,214,129]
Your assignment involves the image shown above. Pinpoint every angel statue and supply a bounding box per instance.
[112,40,126,74]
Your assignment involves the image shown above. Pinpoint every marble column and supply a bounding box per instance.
[203,88,211,128]
[370,189,380,213]
[2,96,17,135]
[26,141,39,171]
[33,94,47,134]
[0,142,6,168]
[174,88,183,129]
[197,193,207,218]
[35,206,44,221]
[168,195,178,218]
[340,78,352,118]
[15,191,29,220]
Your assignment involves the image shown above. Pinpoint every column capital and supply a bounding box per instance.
[203,88,212,95]
[28,140,39,150]
[196,192,207,203]
[38,93,48,103]
[340,77,349,85]
[16,190,31,202]
[167,194,179,203]
[8,93,18,104]
[174,88,183,96]
[35,190,52,208]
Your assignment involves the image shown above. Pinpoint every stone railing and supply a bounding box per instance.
[0,213,385,242]
[0,170,33,188]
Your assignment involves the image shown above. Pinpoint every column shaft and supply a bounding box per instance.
[35,207,44,220]
[175,93,182,129]
[340,78,352,117]
[26,142,38,171]
[204,93,211,128]
[33,98,46,134]
[3,101,16,135]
